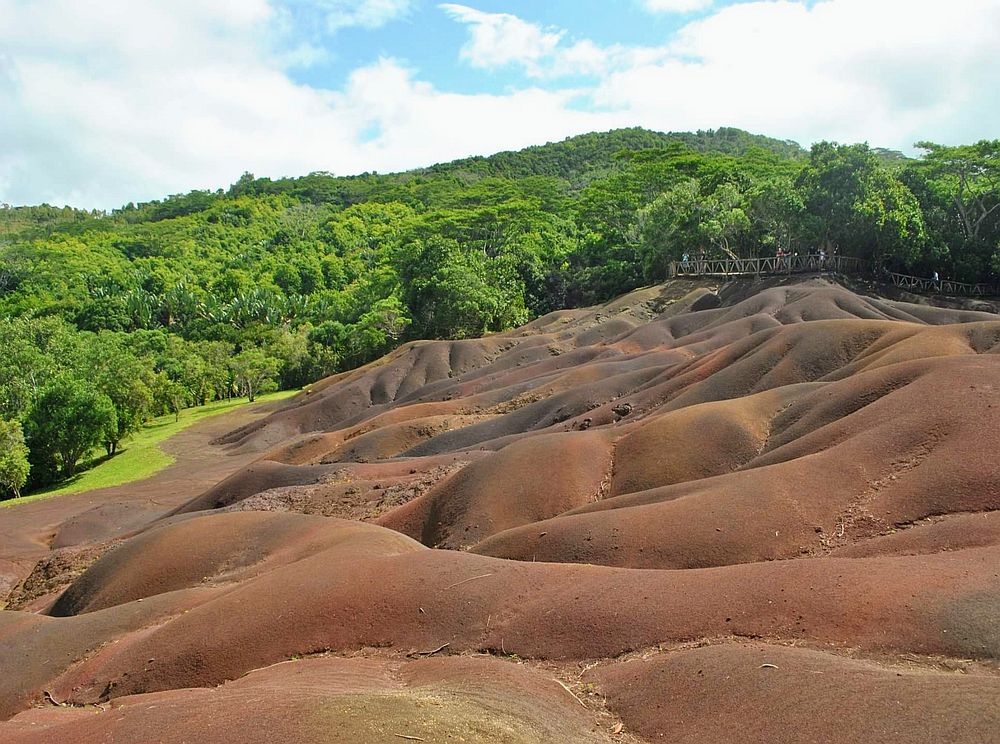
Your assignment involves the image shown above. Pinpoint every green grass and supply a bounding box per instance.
[3,389,299,507]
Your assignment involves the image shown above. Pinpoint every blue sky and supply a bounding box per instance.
[282,1,703,95]
[2,0,998,208]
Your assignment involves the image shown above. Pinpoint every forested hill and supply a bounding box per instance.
[416,126,806,184]
[2,128,803,229]
[1,127,998,497]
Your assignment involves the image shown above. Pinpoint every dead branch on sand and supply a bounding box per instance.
[442,573,494,590]
[408,642,451,658]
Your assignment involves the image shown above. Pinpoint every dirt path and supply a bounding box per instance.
[0,397,289,598]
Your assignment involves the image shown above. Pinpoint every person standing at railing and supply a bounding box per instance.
[776,246,789,271]
[819,248,827,270]
[682,252,690,271]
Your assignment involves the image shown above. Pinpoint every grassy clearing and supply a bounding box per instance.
[3,389,298,507]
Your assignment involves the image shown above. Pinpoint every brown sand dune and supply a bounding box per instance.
[3,655,609,744]
[170,461,338,514]
[0,396,290,603]
[588,642,1000,744]
[831,510,1000,557]
[473,355,1000,568]
[379,430,613,548]
[0,539,996,714]
[1,276,998,743]
[49,513,423,616]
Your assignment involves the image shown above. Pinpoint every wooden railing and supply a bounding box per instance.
[669,254,998,298]
[885,272,998,298]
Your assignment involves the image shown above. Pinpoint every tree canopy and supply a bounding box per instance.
[0,419,29,498]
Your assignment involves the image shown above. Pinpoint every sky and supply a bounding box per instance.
[1,0,998,209]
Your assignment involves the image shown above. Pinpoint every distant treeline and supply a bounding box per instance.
[1,127,998,496]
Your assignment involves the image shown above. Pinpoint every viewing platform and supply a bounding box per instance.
[669,254,999,298]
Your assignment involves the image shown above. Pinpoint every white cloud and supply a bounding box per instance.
[336,59,626,170]
[641,0,713,13]
[272,0,413,33]
[552,39,612,76]
[0,0,619,208]
[438,4,668,79]
[278,42,332,69]
[316,0,414,32]
[2,0,999,209]
[440,4,564,75]
[593,0,1000,148]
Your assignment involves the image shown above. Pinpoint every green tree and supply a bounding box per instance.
[572,175,646,300]
[195,340,236,401]
[151,372,190,421]
[639,179,752,279]
[747,177,806,255]
[0,419,30,499]
[83,333,155,455]
[398,237,525,339]
[24,376,117,483]
[0,316,81,420]
[797,142,926,266]
[914,141,1000,244]
[853,168,927,266]
[639,179,704,280]
[700,182,751,259]
[230,348,281,402]
[305,324,344,379]
[346,296,412,367]
[910,141,1000,280]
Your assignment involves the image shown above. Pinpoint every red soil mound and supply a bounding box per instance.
[379,430,613,548]
[473,355,1000,568]
[588,642,1000,744]
[2,276,998,742]
[50,512,422,616]
[0,534,993,715]
[2,655,607,744]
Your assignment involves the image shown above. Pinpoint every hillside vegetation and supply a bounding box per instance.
[1,127,998,496]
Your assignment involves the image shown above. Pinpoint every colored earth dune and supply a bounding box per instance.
[2,276,999,743]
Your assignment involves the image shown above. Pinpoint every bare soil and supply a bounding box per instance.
[1,277,998,742]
